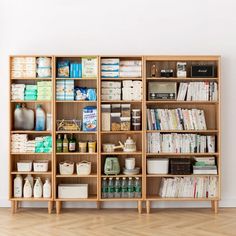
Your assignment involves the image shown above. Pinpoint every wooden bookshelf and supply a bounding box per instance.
[9,55,54,214]
[144,56,221,214]
[9,55,221,214]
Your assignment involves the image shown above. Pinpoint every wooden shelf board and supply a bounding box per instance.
[146,153,219,156]
[101,152,142,155]
[11,172,52,175]
[11,77,52,80]
[101,77,142,80]
[56,174,97,178]
[56,131,97,134]
[11,100,51,103]
[56,78,97,80]
[146,130,218,133]
[101,174,142,178]
[146,77,218,81]
[146,195,219,201]
[55,195,97,201]
[10,198,53,201]
[56,152,97,155]
[100,198,142,202]
[146,101,218,104]
[11,130,52,134]
[146,174,219,177]
[101,131,142,134]
[102,100,142,103]
[56,100,97,103]
[11,152,51,155]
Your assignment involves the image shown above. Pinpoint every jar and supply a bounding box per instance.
[111,104,121,113]
[121,117,131,131]
[132,123,141,131]
[88,141,96,153]
[111,113,121,131]
[78,141,87,153]
[132,116,141,123]
[121,104,131,117]
[101,104,111,131]
[132,109,141,117]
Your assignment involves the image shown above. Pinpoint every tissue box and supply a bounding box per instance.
[101,58,119,65]
[102,81,121,88]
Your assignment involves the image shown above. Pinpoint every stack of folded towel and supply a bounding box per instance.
[119,60,142,78]
[37,81,52,100]
[11,134,28,153]
[11,84,25,100]
[24,85,37,100]
[101,59,120,78]
[25,140,36,153]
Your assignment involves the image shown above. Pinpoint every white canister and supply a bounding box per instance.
[14,174,23,198]
[23,179,32,198]
[125,158,135,170]
[147,158,169,174]
[43,179,51,198]
[33,178,43,198]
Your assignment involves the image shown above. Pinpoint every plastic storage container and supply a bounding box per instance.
[111,104,121,113]
[17,161,33,172]
[59,162,74,175]
[121,117,131,131]
[58,184,88,199]
[111,113,121,131]
[101,104,111,131]
[132,123,141,131]
[147,158,169,174]
[132,109,141,117]
[121,104,131,117]
[33,160,49,172]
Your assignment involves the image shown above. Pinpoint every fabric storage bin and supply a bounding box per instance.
[59,162,74,175]
[58,184,88,199]
[33,160,49,172]
[17,160,33,172]
[147,158,169,174]
[169,158,192,175]
[76,161,91,175]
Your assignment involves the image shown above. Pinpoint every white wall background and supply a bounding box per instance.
[0,0,235,208]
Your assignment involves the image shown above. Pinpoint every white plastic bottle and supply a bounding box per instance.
[23,178,32,198]
[33,178,43,198]
[43,179,51,198]
[35,105,46,131]
[14,174,23,198]
[25,174,33,188]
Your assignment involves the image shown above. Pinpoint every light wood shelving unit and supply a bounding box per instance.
[9,55,221,214]
[9,55,54,214]
[144,56,221,214]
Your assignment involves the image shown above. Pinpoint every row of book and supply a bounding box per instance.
[147,108,207,130]
[177,82,218,101]
[147,133,216,153]
[193,157,217,174]
[159,176,218,198]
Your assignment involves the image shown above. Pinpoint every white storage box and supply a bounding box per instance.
[17,160,32,172]
[58,184,88,199]
[147,158,169,174]
[33,160,49,172]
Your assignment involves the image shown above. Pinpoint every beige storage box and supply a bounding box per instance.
[58,184,88,199]
[147,158,169,174]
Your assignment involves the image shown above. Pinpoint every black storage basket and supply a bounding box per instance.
[169,158,192,175]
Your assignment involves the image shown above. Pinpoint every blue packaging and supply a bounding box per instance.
[83,106,97,131]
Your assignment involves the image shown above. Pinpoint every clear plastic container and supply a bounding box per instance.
[111,113,121,131]
[121,104,131,117]
[121,117,131,131]
[111,104,121,113]
[132,116,141,123]
[132,109,141,117]
[101,104,111,131]
[132,123,141,131]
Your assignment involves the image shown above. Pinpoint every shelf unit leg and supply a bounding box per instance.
[96,201,101,210]
[146,200,151,214]
[211,201,215,211]
[11,201,15,214]
[138,200,142,214]
[56,201,61,214]
[48,201,53,214]
[214,200,219,214]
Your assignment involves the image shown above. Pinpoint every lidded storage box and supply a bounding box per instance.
[111,113,121,131]
[58,184,88,199]
[147,158,169,174]
[169,158,192,175]
[101,104,111,131]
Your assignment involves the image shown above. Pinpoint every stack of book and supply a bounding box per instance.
[193,157,217,174]
[177,82,218,101]
[159,176,218,198]
[146,108,207,130]
[147,133,216,153]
